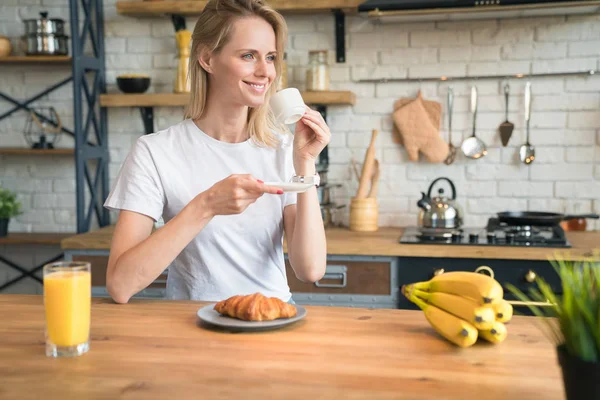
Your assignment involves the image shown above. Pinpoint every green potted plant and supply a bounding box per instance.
[507,253,600,400]
[0,186,22,237]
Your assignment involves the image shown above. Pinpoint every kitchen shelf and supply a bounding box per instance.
[99,91,356,107]
[363,1,600,22]
[116,0,362,16]
[0,148,74,156]
[0,56,72,64]
[115,0,353,63]
[99,90,354,167]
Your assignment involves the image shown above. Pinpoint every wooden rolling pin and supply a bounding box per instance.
[356,129,378,199]
[368,159,380,198]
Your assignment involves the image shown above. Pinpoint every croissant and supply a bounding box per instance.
[214,292,297,321]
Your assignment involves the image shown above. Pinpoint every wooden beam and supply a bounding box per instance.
[0,148,74,156]
[100,91,356,107]
[116,0,362,17]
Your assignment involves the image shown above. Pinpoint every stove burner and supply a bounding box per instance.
[503,225,545,238]
[400,218,571,248]
[416,228,462,242]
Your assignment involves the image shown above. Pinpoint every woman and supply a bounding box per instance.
[103,0,329,304]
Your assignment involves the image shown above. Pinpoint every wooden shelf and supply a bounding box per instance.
[0,56,71,64]
[100,93,189,107]
[100,91,356,107]
[0,148,74,156]
[302,91,355,106]
[116,0,362,16]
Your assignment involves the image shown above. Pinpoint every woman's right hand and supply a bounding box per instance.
[200,174,283,217]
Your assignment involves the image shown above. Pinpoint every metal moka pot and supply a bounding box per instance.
[417,177,463,229]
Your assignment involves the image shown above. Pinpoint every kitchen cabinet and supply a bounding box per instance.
[72,254,559,315]
[287,255,399,309]
[70,254,400,308]
[396,257,560,316]
[60,226,597,309]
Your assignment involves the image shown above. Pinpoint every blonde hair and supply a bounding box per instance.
[184,0,289,148]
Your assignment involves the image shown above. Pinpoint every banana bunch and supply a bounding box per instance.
[402,271,513,348]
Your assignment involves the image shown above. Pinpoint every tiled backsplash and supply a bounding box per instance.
[0,1,598,232]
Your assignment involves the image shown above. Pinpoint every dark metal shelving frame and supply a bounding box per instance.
[0,0,109,234]
[69,0,110,233]
[0,0,109,292]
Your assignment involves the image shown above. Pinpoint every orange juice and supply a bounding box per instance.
[44,270,91,347]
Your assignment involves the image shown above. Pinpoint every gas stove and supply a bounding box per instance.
[399,218,571,248]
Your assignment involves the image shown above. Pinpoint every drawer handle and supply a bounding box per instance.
[524,269,537,283]
[475,265,495,279]
[315,265,347,288]
[153,279,168,284]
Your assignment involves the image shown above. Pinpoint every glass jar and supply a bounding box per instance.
[174,30,192,93]
[306,50,329,91]
[277,52,288,91]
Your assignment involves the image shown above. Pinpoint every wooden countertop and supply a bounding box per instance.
[0,232,72,246]
[61,225,600,261]
[0,294,563,400]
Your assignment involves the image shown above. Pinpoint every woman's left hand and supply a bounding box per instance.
[293,107,331,167]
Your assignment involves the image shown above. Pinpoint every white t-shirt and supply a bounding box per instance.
[104,119,297,302]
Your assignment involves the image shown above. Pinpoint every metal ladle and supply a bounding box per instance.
[519,82,535,165]
[461,86,487,159]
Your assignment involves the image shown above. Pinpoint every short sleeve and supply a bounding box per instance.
[103,137,165,221]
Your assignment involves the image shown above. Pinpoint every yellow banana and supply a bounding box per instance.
[412,271,504,305]
[491,299,513,323]
[478,321,507,344]
[408,291,478,348]
[412,289,495,330]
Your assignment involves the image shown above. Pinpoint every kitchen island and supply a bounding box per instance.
[0,294,564,400]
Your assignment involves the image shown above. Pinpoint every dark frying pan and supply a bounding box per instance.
[497,211,599,227]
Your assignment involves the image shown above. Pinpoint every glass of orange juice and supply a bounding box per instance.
[43,261,91,358]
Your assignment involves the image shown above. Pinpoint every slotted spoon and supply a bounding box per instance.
[444,88,457,165]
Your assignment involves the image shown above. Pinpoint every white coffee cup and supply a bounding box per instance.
[270,87,306,125]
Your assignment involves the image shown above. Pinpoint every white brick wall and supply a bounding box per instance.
[0,5,599,232]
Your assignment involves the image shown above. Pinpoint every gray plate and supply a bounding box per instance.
[197,303,307,331]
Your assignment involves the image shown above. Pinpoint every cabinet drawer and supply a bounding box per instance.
[286,260,391,296]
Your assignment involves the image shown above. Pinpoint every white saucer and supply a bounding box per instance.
[264,182,313,193]
[197,304,307,331]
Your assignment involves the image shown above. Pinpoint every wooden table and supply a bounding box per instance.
[0,294,564,399]
[62,225,600,261]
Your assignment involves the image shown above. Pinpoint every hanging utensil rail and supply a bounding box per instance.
[356,69,597,84]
